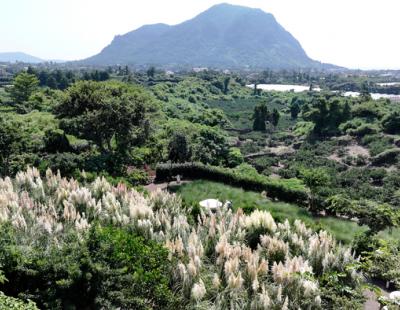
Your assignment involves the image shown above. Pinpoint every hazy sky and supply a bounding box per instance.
[1,0,399,69]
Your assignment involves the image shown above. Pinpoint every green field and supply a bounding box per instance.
[170,180,370,243]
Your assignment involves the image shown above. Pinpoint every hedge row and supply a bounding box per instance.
[155,162,308,205]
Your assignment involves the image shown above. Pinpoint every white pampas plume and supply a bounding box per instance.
[191,279,206,301]
[212,273,221,289]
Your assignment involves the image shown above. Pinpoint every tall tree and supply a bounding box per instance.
[271,108,280,127]
[360,81,372,101]
[192,127,229,165]
[301,168,330,213]
[147,67,156,79]
[0,117,20,175]
[290,102,300,119]
[55,81,152,155]
[168,133,192,163]
[8,72,39,105]
[252,103,269,131]
[223,77,230,94]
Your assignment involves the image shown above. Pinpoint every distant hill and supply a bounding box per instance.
[0,52,44,63]
[83,3,335,69]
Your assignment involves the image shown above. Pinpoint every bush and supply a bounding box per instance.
[0,292,38,310]
[226,147,244,168]
[381,112,400,134]
[43,129,71,153]
[361,134,393,156]
[351,101,385,119]
[155,162,308,205]
[125,168,150,186]
[39,152,84,175]
[0,224,178,310]
[87,226,178,309]
[347,124,379,137]
[325,195,399,233]
[371,148,400,166]
[369,168,387,185]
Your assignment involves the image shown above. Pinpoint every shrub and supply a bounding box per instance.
[39,152,83,175]
[347,124,379,137]
[361,134,393,156]
[87,226,178,309]
[371,148,400,166]
[0,292,38,310]
[369,168,387,185]
[125,168,150,186]
[226,147,244,168]
[325,195,399,234]
[381,112,400,134]
[43,129,71,153]
[351,101,384,119]
[358,238,400,290]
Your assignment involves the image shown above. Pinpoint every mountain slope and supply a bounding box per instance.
[0,52,43,63]
[83,3,326,69]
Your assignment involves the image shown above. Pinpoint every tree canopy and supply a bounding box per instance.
[55,81,154,154]
[8,72,39,105]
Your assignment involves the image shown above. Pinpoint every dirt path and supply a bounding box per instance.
[363,279,391,310]
[364,289,382,310]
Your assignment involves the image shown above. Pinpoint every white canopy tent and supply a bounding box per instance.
[199,199,223,212]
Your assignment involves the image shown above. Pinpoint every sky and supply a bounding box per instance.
[1,0,399,69]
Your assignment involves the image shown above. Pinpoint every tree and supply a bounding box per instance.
[125,66,130,76]
[360,81,372,101]
[147,67,156,78]
[55,81,152,156]
[302,96,351,136]
[381,112,400,134]
[27,66,36,75]
[192,127,229,165]
[8,72,39,105]
[38,71,49,86]
[46,76,58,89]
[226,147,244,167]
[168,133,192,163]
[253,83,258,96]
[301,168,330,213]
[43,129,71,153]
[342,101,352,120]
[252,103,269,131]
[223,77,230,94]
[99,71,110,81]
[271,108,280,127]
[290,97,301,120]
[0,117,20,175]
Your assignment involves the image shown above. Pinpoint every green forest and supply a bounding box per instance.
[0,64,399,309]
